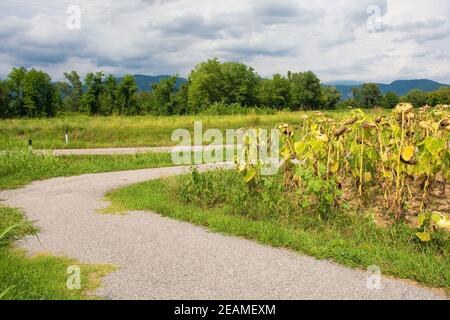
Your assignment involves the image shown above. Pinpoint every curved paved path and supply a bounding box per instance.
[0,165,445,300]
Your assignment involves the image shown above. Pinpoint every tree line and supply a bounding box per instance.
[0,58,449,118]
[343,83,450,109]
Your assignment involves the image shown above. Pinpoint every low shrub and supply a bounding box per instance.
[201,102,276,115]
[178,168,303,221]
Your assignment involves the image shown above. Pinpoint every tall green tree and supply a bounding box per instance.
[171,82,189,115]
[352,83,383,108]
[6,67,27,117]
[22,69,56,117]
[63,71,83,112]
[81,72,104,114]
[288,71,322,110]
[98,75,118,115]
[257,74,291,108]
[135,91,152,114]
[188,58,259,111]
[383,91,399,108]
[0,80,10,118]
[426,87,450,106]
[53,81,69,112]
[188,58,223,112]
[403,89,427,108]
[150,76,178,115]
[220,61,259,106]
[117,74,138,115]
[320,85,341,109]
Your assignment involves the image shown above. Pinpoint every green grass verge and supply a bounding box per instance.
[0,150,179,190]
[0,206,114,300]
[104,177,450,291]
[0,111,386,149]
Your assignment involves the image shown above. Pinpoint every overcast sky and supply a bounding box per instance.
[0,0,449,83]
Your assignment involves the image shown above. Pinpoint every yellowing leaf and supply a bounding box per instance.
[310,140,324,152]
[415,231,431,242]
[330,162,339,173]
[280,146,292,160]
[401,145,415,162]
[244,168,256,183]
[431,212,443,223]
[294,141,306,156]
[417,213,427,228]
[424,136,446,155]
[382,171,393,181]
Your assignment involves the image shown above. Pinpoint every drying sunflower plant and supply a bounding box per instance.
[236,104,450,243]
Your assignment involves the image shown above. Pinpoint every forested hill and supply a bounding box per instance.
[331,79,450,99]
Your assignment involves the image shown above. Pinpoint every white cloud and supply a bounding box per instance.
[0,0,448,83]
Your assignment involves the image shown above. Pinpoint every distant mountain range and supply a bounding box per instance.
[324,79,450,99]
[126,75,449,99]
[121,74,187,91]
[324,80,363,86]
